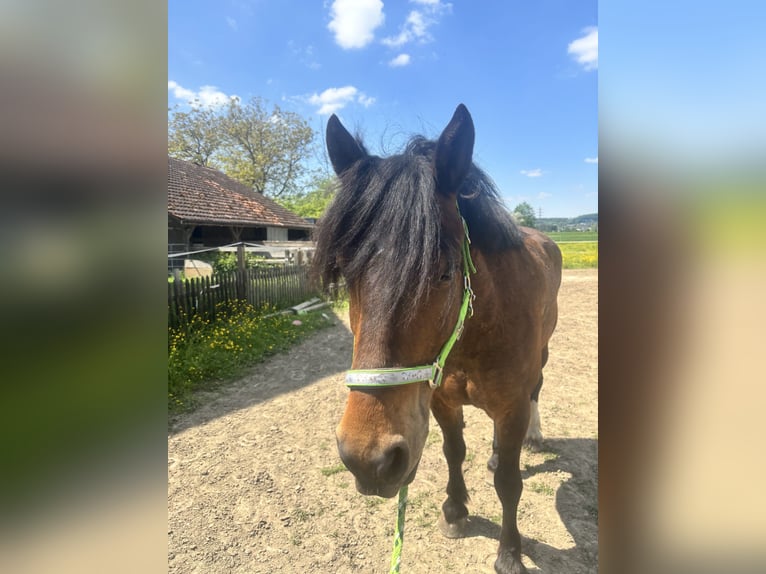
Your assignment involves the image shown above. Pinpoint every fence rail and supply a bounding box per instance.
[168,265,318,327]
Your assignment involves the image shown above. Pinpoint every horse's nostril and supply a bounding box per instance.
[375,440,409,483]
[337,435,410,488]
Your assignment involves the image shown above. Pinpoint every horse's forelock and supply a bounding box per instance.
[313,134,522,318]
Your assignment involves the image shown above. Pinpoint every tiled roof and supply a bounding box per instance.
[168,157,313,229]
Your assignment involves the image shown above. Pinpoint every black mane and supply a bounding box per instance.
[313,135,522,317]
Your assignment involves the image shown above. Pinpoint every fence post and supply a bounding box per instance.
[236,243,246,300]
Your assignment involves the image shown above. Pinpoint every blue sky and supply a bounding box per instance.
[600,1,766,169]
[169,0,597,218]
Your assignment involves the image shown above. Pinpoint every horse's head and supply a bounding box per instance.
[318,105,476,497]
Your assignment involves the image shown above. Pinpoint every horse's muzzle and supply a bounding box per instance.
[336,435,411,498]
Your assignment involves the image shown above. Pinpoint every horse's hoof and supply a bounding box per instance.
[494,550,529,574]
[487,453,499,472]
[523,435,543,452]
[438,515,468,539]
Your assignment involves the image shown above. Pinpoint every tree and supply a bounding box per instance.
[276,176,336,219]
[167,97,317,199]
[220,97,315,197]
[168,104,225,166]
[512,202,537,228]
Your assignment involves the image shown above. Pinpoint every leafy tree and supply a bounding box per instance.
[512,201,537,228]
[167,97,316,199]
[168,104,225,166]
[276,176,336,219]
[220,97,315,197]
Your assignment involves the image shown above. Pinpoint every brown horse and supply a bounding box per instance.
[314,104,561,574]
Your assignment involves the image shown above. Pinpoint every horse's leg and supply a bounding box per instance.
[431,398,470,538]
[524,345,548,451]
[523,373,544,450]
[493,402,530,574]
[487,423,499,471]
[490,346,549,470]
[489,369,543,471]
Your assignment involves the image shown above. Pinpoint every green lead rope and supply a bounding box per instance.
[388,485,408,574]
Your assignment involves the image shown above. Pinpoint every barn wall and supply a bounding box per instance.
[266,227,288,242]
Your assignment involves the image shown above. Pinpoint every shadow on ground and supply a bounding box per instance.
[169,311,354,435]
[453,437,597,573]
[523,437,598,572]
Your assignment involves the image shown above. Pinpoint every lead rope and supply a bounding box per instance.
[387,201,475,573]
[388,485,408,573]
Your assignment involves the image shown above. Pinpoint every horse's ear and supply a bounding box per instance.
[326,114,365,175]
[434,104,475,195]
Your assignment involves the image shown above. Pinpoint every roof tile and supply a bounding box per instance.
[168,157,313,229]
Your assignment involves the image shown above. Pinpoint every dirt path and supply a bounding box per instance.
[168,269,598,573]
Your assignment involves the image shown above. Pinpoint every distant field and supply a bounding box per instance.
[546,231,598,242]
[557,240,598,269]
[544,230,598,268]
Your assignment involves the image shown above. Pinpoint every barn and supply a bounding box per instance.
[167,157,314,263]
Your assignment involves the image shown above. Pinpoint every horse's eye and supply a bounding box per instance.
[439,270,453,282]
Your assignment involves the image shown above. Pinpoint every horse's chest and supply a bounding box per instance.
[438,370,491,410]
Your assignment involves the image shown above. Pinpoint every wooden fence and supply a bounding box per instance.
[168,265,318,328]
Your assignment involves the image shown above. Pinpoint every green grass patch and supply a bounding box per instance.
[364,497,385,509]
[527,480,556,496]
[558,241,598,269]
[320,463,347,477]
[168,300,333,413]
[426,428,442,446]
[407,490,441,528]
[541,451,560,463]
[547,231,598,242]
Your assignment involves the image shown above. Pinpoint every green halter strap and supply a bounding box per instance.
[345,202,477,390]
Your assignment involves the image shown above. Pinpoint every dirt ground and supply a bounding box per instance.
[168,268,598,573]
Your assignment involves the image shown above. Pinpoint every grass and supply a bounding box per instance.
[364,497,385,509]
[541,451,559,463]
[557,241,598,269]
[547,231,598,242]
[293,508,311,522]
[542,229,598,269]
[168,299,333,413]
[426,429,442,446]
[320,463,347,477]
[407,490,441,529]
[526,480,556,496]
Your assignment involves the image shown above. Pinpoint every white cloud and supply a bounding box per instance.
[389,53,411,67]
[328,0,385,49]
[538,192,552,199]
[520,168,543,178]
[358,93,376,107]
[584,156,598,164]
[568,27,598,71]
[382,1,451,48]
[226,16,238,31]
[168,81,237,108]
[168,81,195,102]
[308,85,375,115]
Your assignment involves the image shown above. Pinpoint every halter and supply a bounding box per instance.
[345,203,477,390]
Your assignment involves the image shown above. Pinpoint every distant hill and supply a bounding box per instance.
[572,213,598,223]
[536,213,598,232]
